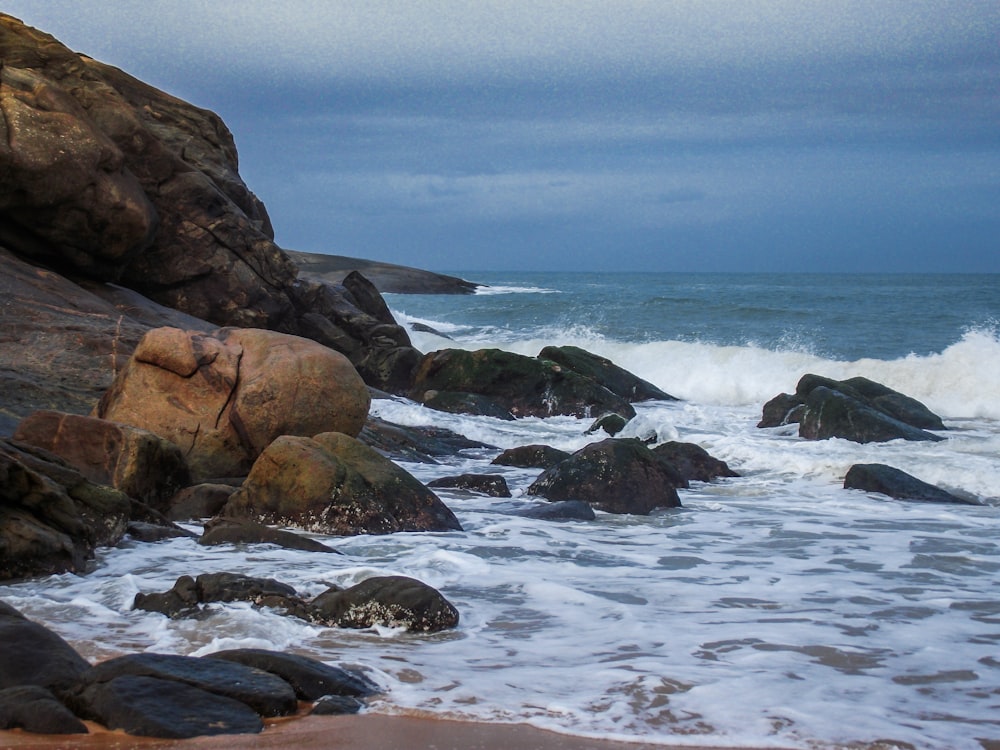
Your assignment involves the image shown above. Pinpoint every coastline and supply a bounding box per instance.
[0,713,788,750]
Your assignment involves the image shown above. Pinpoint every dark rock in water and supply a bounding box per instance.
[166,483,237,521]
[650,442,739,482]
[0,439,131,581]
[538,345,677,402]
[410,322,454,339]
[516,500,597,521]
[198,518,340,554]
[13,410,193,514]
[0,685,88,735]
[220,432,462,536]
[68,674,263,738]
[586,412,630,436]
[133,572,309,620]
[0,601,92,692]
[428,473,512,497]
[491,444,571,469]
[310,695,366,715]
[286,249,480,295]
[420,390,516,421]
[527,438,683,515]
[759,374,945,443]
[310,575,460,633]
[802,375,946,431]
[206,649,378,701]
[757,392,807,428]
[359,415,495,464]
[799,387,944,443]
[844,464,979,505]
[126,521,197,543]
[409,348,636,419]
[69,652,298,719]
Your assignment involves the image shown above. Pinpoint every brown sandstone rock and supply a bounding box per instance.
[221,432,462,535]
[13,411,191,514]
[95,327,370,480]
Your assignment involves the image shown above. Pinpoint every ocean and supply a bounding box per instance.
[4,272,1000,749]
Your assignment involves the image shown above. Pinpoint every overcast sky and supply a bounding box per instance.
[5,2,999,272]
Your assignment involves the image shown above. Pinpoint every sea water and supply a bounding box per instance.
[3,272,1000,749]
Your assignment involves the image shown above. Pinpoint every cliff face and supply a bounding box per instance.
[0,13,421,423]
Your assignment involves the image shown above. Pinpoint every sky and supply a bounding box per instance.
[4,1,999,273]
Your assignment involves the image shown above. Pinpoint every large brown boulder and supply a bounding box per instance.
[94,327,370,480]
[0,439,131,581]
[220,432,462,535]
[13,411,191,514]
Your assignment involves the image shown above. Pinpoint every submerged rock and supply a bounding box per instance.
[198,518,340,553]
[515,500,597,521]
[844,464,979,505]
[427,473,512,497]
[527,438,683,514]
[491,444,571,469]
[650,441,739,482]
[359,415,495,464]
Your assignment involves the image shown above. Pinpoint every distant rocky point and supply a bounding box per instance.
[286,250,481,295]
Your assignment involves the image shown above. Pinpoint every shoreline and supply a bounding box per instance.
[0,713,792,750]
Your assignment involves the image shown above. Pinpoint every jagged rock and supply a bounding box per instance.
[133,573,308,619]
[491,444,571,469]
[310,576,459,633]
[359,415,495,464]
[409,348,635,419]
[0,439,131,581]
[515,500,597,521]
[538,345,677,402]
[527,438,683,514]
[68,675,264,738]
[198,518,340,554]
[206,649,378,701]
[427,473,512,497]
[759,374,946,443]
[586,412,630,436]
[220,432,462,536]
[125,521,197,543]
[844,464,979,505]
[0,601,92,692]
[13,410,191,514]
[94,326,370,480]
[0,685,88,735]
[165,483,237,521]
[649,441,739,482]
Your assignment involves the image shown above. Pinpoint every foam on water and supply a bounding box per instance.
[4,276,999,749]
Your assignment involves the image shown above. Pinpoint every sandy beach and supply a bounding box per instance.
[0,714,787,750]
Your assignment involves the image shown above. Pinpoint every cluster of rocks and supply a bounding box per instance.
[0,600,379,737]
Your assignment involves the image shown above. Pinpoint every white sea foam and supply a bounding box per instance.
[3,296,998,749]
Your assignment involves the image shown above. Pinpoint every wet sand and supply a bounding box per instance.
[0,713,787,750]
